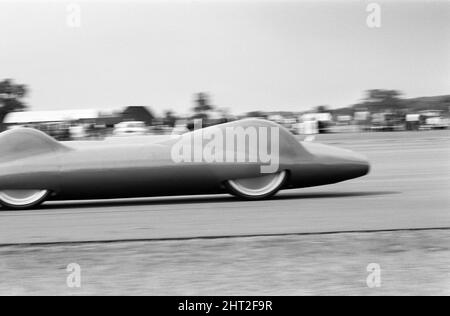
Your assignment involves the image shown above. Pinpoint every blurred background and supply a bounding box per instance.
[0,0,448,141]
[0,0,449,296]
[1,80,449,140]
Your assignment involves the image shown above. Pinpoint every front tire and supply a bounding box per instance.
[226,171,287,200]
[0,190,49,210]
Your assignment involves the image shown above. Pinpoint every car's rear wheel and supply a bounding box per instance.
[0,190,49,210]
[226,171,287,200]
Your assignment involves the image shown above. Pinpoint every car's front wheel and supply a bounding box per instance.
[0,190,49,210]
[226,171,287,200]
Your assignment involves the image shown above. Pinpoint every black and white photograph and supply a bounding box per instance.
[0,0,449,298]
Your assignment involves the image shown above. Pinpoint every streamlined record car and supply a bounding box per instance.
[0,119,370,209]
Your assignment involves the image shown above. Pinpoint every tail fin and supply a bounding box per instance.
[0,128,70,163]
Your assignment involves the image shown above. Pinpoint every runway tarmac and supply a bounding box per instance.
[0,130,449,245]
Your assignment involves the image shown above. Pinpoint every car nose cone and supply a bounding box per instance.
[302,142,370,181]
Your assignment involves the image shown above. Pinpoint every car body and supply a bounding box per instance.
[113,121,148,136]
[419,111,449,130]
[0,119,370,209]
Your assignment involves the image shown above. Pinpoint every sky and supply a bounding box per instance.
[0,0,449,115]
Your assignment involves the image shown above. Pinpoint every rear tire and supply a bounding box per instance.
[226,171,287,200]
[0,190,49,210]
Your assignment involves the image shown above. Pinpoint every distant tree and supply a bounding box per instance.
[315,105,329,113]
[364,89,402,102]
[193,93,214,119]
[362,89,403,110]
[122,106,155,125]
[246,111,267,119]
[0,79,28,123]
[191,112,210,120]
[163,110,177,127]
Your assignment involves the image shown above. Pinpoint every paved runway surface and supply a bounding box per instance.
[1,131,449,245]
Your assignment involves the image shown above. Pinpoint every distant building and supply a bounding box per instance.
[4,109,100,125]
[300,112,332,123]
[298,112,332,134]
[121,106,154,125]
[3,109,122,140]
